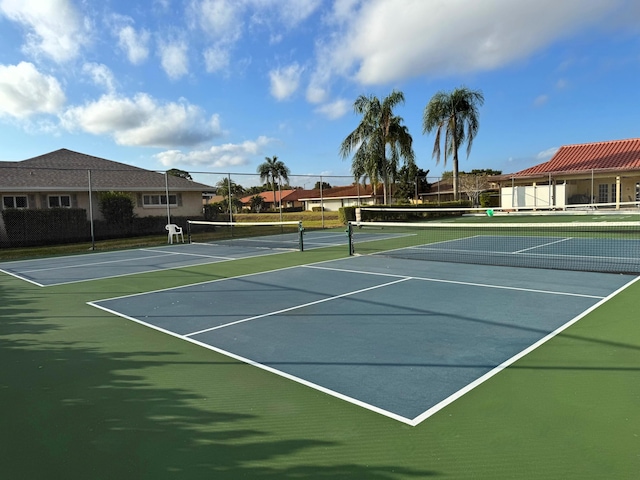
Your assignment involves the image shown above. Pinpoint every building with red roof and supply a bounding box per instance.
[497,138,640,209]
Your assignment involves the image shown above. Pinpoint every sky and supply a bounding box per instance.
[1,0,640,187]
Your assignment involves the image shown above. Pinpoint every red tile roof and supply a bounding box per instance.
[512,138,640,178]
[299,184,382,199]
[239,189,298,204]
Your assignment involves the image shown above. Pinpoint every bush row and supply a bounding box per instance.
[1,208,197,247]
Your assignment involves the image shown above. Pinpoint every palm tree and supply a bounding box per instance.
[215,178,244,214]
[340,90,415,204]
[257,156,290,210]
[422,86,484,200]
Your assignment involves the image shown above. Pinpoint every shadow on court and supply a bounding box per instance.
[0,281,436,479]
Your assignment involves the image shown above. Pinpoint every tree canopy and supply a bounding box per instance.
[166,168,192,180]
[257,156,290,210]
[340,90,415,203]
[423,86,484,199]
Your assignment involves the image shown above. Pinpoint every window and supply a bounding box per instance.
[143,194,177,207]
[48,195,71,208]
[598,184,608,203]
[3,195,28,209]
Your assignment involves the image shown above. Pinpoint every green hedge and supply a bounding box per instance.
[359,201,472,222]
[1,210,198,247]
[339,206,357,224]
[2,208,89,247]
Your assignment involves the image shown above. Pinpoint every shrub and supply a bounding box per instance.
[2,208,88,247]
[98,191,135,225]
[339,206,356,224]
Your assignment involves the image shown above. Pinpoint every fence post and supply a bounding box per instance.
[88,169,95,250]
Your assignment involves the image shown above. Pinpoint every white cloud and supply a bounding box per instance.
[61,94,222,148]
[269,63,303,100]
[315,98,349,119]
[155,136,275,168]
[203,46,230,73]
[0,62,65,118]
[117,25,150,65]
[264,0,322,28]
[312,0,616,88]
[537,146,559,160]
[190,0,243,42]
[158,38,189,80]
[82,63,116,94]
[0,0,91,63]
[533,94,549,107]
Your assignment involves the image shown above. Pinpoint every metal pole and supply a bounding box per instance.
[227,173,233,222]
[320,175,324,229]
[164,172,171,225]
[88,169,95,250]
[278,182,283,222]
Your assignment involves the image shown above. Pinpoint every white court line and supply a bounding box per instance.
[390,244,640,263]
[303,264,605,299]
[409,274,640,426]
[2,242,297,287]
[0,267,46,287]
[87,300,415,425]
[87,258,639,426]
[88,263,640,426]
[140,248,235,260]
[184,277,412,337]
[19,252,176,273]
[513,237,572,253]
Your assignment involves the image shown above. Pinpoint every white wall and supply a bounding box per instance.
[501,184,566,209]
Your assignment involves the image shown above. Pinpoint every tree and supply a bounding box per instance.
[215,179,245,213]
[340,90,415,204]
[257,156,290,210]
[395,166,430,203]
[314,181,331,190]
[422,86,484,200]
[250,194,265,213]
[166,168,192,180]
[458,173,491,206]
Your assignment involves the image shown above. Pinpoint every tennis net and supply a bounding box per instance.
[187,220,304,251]
[348,220,640,274]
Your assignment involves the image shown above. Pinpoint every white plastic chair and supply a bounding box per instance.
[166,224,184,244]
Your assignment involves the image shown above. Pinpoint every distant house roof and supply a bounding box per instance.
[0,149,213,192]
[507,138,640,179]
[299,184,382,200]
[239,189,299,204]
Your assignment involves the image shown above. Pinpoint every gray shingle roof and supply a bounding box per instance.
[0,149,213,192]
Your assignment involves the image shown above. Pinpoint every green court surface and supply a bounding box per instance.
[1,241,639,479]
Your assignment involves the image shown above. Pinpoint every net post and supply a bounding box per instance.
[298,221,304,252]
[347,222,354,255]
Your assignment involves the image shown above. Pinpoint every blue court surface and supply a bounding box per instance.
[89,255,635,425]
[0,229,351,287]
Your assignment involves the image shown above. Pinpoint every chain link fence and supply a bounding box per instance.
[2,164,638,248]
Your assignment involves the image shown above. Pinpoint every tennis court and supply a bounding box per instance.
[2,216,640,478]
[89,254,634,425]
[0,228,352,287]
[349,220,640,274]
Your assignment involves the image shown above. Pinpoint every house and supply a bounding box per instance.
[496,138,640,210]
[239,189,304,211]
[419,178,454,203]
[299,184,383,211]
[0,149,213,240]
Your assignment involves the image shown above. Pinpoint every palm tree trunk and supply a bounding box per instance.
[451,116,459,200]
